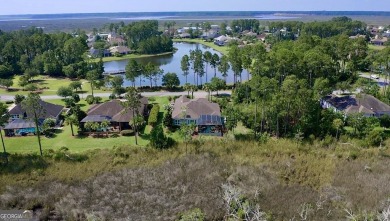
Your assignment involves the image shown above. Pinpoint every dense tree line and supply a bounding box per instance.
[231,19,260,33]
[122,20,173,54]
[224,28,389,141]
[0,27,88,80]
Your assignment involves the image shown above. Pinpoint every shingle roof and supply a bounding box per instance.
[172,95,221,119]
[81,115,112,123]
[85,98,148,123]
[8,100,64,119]
[109,46,131,54]
[324,94,390,115]
[4,119,36,129]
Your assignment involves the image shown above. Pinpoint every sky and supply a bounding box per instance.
[1,0,390,15]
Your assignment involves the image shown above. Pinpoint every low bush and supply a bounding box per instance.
[109,94,116,100]
[85,95,94,105]
[148,104,160,126]
[85,95,102,105]
[5,100,13,104]
[120,130,134,136]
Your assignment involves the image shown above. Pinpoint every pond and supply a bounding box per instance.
[103,42,249,87]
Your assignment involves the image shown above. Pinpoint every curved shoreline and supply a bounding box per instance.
[172,38,228,55]
[93,50,176,62]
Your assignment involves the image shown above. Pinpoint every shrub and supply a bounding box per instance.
[149,125,175,149]
[85,95,102,105]
[178,208,205,221]
[148,97,156,102]
[85,95,95,105]
[148,104,160,126]
[14,94,25,104]
[71,93,80,103]
[109,93,116,100]
[63,98,76,107]
[163,111,173,128]
[366,129,385,147]
[120,130,134,136]
[94,96,102,103]
[5,100,13,104]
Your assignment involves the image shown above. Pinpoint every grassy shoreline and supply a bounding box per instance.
[173,38,228,54]
[92,51,176,62]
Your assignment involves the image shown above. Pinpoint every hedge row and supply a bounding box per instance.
[148,104,160,126]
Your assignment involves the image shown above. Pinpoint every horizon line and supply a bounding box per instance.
[1,10,390,17]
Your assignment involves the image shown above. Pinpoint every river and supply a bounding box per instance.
[103,42,249,87]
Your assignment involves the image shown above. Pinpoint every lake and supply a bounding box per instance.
[103,42,249,87]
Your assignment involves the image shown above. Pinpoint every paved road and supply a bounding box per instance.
[359,72,389,86]
[0,90,232,101]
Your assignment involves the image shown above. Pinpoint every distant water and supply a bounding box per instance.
[104,42,249,87]
[1,11,390,21]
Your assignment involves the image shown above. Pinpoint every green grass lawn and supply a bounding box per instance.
[3,125,150,154]
[3,96,173,154]
[92,51,175,62]
[173,38,229,55]
[368,44,386,51]
[1,75,111,97]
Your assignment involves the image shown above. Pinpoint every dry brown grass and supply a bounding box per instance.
[2,139,390,220]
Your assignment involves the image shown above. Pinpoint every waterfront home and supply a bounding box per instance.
[172,96,224,136]
[4,100,64,136]
[80,98,148,132]
[321,94,390,117]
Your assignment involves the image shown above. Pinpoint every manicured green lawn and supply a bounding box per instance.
[173,38,229,55]
[3,96,173,154]
[3,125,150,154]
[48,99,92,112]
[1,75,110,97]
[92,51,175,62]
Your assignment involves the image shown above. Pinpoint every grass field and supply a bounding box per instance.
[368,44,386,51]
[3,96,173,154]
[0,75,112,95]
[1,75,110,97]
[2,123,150,154]
[173,38,229,54]
[92,51,175,62]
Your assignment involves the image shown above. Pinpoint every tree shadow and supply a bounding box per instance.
[75,90,88,94]
[139,133,150,140]
[6,88,20,92]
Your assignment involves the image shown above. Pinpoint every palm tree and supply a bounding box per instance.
[100,119,110,137]
[184,83,192,96]
[203,83,212,101]
[64,114,78,137]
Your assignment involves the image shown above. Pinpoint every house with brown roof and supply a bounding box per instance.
[80,98,148,131]
[321,94,390,117]
[109,46,131,55]
[172,96,224,136]
[371,36,388,46]
[4,100,64,136]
